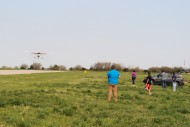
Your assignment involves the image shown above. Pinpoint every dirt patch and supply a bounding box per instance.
[0,70,63,75]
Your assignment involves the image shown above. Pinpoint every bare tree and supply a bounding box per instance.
[59,65,67,70]
[49,65,59,70]
[20,64,28,69]
[30,63,42,70]
[92,62,124,71]
[49,64,67,70]
[103,62,112,70]
[112,63,124,71]
[93,62,103,71]
[73,65,83,70]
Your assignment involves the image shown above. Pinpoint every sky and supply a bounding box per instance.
[0,0,189,69]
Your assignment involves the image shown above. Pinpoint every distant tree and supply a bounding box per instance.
[1,66,8,69]
[69,67,73,71]
[20,64,28,69]
[144,70,148,74]
[49,64,66,70]
[112,63,124,71]
[1,66,6,69]
[186,68,190,73]
[82,67,87,71]
[173,67,183,73]
[92,62,102,71]
[73,65,83,71]
[90,67,94,71]
[59,65,67,70]
[14,66,19,69]
[91,62,124,71]
[123,67,129,72]
[148,66,184,73]
[148,67,160,73]
[29,65,34,69]
[104,62,112,71]
[160,66,173,73]
[92,62,111,71]
[30,63,42,70]
[49,65,59,70]
[134,67,142,72]
[126,66,142,72]
[0,66,14,70]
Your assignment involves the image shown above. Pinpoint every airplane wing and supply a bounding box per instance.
[32,52,46,55]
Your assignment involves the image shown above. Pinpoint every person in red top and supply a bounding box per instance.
[145,72,152,95]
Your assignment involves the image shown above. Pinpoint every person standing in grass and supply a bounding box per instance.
[131,70,136,84]
[145,72,152,95]
[106,65,120,102]
[161,70,167,88]
[172,72,177,92]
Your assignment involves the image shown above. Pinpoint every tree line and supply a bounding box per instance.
[0,62,189,73]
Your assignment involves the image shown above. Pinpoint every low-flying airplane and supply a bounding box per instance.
[25,51,46,59]
[32,52,46,59]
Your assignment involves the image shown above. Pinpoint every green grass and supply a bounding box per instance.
[0,71,190,127]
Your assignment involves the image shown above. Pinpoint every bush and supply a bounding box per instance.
[123,68,129,72]
[20,64,28,69]
[0,66,14,70]
[49,65,67,70]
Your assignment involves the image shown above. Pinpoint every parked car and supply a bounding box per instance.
[143,73,184,86]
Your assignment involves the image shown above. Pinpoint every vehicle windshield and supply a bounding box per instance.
[155,73,161,77]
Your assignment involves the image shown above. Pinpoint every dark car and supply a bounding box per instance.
[143,73,184,86]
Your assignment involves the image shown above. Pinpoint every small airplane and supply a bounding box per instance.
[32,52,46,59]
[25,51,46,59]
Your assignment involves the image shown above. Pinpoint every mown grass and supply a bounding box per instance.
[0,71,189,127]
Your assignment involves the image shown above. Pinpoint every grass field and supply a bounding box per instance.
[0,71,189,127]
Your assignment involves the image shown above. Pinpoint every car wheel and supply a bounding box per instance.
[151,80,155,85]
[176,81,180,86]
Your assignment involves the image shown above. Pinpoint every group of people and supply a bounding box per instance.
[106,65,178,102]
[160,70,177,91]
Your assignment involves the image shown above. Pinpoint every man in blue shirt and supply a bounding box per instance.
[106,65,120,102]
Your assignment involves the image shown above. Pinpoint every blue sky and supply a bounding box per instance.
[0,0,189,69]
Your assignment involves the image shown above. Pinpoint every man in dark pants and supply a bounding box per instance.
[132,70,136,84]
[161,70,167,88]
